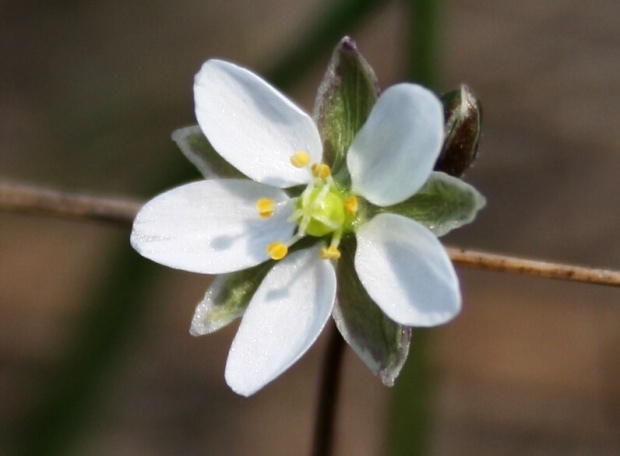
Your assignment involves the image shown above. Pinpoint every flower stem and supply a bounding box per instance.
[2,179,620,288]
[0,179,140,226]
[311,323,346,456]
[447,247,620,287]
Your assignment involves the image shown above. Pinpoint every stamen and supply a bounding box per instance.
[311,163,331,179]
[290,151,311,168]
[289,207,304,223]
[297,215,310,237]
[267,242,288,260]
[344,196,358,217]
[257,198,275,218]
[310,185,330,210]
[320,246,341,260]
[331,230,342,249]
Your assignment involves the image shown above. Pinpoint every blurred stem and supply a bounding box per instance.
[387,1,444,455]
[311,324,346,456]
[406,0,444,90]
[267,0,392,88]
[12,245,164,456]
[388,330,432,456]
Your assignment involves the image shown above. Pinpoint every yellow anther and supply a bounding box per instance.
[344,196,358,217]
[320,246,341,260]
[267,242,288,260]
[290,151,311,168]
[257,198,275,218]
[311,163,331,179]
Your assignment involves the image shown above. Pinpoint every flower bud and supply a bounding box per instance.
[434,85,482,177]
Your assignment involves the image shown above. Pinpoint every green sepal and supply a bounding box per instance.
[189,261,274,336]
[172,125,245,180]
[313,36,380,185]
[374,171,486,237]
[333,237,411,386]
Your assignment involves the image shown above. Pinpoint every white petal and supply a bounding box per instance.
[347,83,444,206]
[354,214,460,327]
[130,179,295,274]
[225,247,336,396]
[194,59,322,188]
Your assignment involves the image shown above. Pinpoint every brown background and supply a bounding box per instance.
[1,0,619,454]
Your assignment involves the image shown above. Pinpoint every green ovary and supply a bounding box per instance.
[297,187,345,237]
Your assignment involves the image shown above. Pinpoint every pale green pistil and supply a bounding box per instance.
[259,151,359,261]
[295,185,345,237]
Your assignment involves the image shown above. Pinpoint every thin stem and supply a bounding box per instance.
[1,179,620,288]
[447,247,620,288]
[0,180,140,226]
[311,323,346,456]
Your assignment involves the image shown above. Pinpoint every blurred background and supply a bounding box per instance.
[1,0,619,455]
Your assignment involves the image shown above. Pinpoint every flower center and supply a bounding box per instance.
[295,186,345,237]
[258,151,358,261]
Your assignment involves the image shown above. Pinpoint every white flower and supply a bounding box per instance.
[131,59,460,396]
